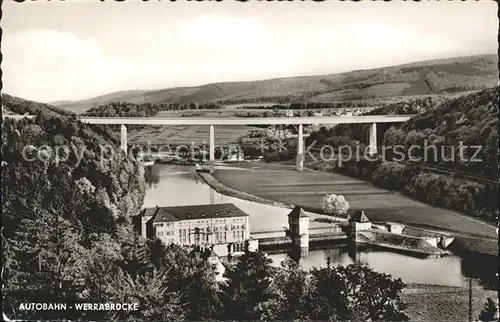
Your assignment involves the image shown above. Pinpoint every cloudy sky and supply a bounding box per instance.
[2,0,497,103]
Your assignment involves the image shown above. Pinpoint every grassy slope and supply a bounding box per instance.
[210,162,497,255]
[55,54,497,114]
[128,124,262,145]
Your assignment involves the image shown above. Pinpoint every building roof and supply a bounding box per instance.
[348,210,370,223]
[149,203,249,223]
[287,206,309,219]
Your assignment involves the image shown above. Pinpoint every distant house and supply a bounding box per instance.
[313,111,323,117]
[285,110,294,117]
[226,152,245,162]
[138,203,255,257]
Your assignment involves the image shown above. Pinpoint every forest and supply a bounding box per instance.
[83,101,223,117]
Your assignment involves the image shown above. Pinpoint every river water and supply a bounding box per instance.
[144,164,492,288]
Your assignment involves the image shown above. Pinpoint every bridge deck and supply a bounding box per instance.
[3,114,414,125]
[78,115,414,125]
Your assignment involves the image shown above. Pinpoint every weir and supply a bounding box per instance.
[249,208,453,258]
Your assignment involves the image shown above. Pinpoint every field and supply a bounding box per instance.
[127,124,262,145]
[403,282,497,322]
[210,162,497,255]
[123,109,268,145]
[53,54,497,114]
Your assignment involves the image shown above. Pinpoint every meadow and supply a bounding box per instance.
[127,124,262,145]
[210,162,497,255]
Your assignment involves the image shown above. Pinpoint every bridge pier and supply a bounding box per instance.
[120,124,128,155]
[368,122,377,155]
[209,125,215,173]
[296,124,304,171]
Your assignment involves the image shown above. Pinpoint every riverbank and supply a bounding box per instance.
[207,162,497,256]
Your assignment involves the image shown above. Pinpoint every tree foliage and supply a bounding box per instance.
[478,297,499,322]
[323,193,350,216]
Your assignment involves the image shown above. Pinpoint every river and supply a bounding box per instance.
[144,164,495,288]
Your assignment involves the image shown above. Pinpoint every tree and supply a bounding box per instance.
[156,244,223,320]
[221,251,276,320]
[259,257,310,321]
[322,193,350,217]
[478,298,498,322]
[308,264,409,321]
[103,268,186,321]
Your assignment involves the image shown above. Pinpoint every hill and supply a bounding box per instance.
[2,93,76,117]
[305,87,498,228]
[55,54,498,114]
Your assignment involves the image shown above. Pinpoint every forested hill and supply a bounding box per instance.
[307,87,499,228]
[53,54,497,114]
[1,97,146,318]
[384,87,499,178]
[82,101,221,117]
[2,93,76,117]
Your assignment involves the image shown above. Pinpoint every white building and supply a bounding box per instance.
[139,203,254,257]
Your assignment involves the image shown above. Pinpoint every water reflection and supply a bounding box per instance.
[144,165,160,188]
[144,164,497,288]
[267,245,472,287]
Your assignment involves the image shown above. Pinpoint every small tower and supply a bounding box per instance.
[287,206,309,254]
[348,210,371,232]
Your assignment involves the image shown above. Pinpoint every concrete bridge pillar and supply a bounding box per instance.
[120,124,128,155]
[368,122,377,155]
[296,124,304,171]
[209,125,215,173]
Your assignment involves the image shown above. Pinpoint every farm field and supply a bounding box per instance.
[127,124,263,145]
[402,282,497,322]
[211,162,497,255]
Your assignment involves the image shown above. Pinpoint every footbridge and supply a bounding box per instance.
[4,114,415,172]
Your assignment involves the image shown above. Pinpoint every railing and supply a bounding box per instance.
[251,228,286,235]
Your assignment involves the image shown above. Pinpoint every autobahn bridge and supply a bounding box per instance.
[4,114,415,172]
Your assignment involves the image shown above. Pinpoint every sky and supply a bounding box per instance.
[1,0,497,103]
